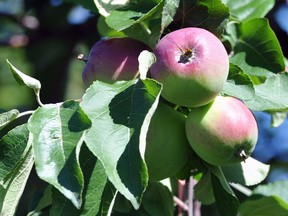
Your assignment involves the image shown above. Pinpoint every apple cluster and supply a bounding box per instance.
[81,27,258,181]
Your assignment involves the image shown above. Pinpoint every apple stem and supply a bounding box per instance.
[77,53,88,63]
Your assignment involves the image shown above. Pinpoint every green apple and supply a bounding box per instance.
[145,103,191,181]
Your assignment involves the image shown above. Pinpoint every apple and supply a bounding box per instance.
[185,96,258,166]
[150,27,229,107]
[82,37,151,86]
[145,102,191,181]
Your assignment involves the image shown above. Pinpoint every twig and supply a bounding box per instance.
[173,196,189,211]
[188,177,194,216]
[230,183,252,196]
[193,200,201,216]
[17,110,34,118]
[177,180,186,215]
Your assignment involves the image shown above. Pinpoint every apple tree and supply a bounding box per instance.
[1,0,288,215]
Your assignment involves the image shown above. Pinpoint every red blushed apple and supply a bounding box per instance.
[150,27,229,107]
[185,96,258,166]
[82,37,151,86]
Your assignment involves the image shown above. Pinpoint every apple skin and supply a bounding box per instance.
[150,27,229,107]
[185,96,258,166]
[145,103,191,181]
[82,37,151,86]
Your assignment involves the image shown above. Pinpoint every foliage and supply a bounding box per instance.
[0,0,288,215]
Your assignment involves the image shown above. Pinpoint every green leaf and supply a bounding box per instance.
[0,134,34,216]
[239,195,288,216]
[244,73,288,111]
[6,59,41,91]
[230,18,285,76]
[253,181,288,203]
[106,0,179,47]
[106,10,144,31]
[0,109,19,130]
[271,112,287,127]
[239,180,288,215]
[172,0,230,37]
[223,0,275,21]
[194,171,215,205]
[50,144,114,216]
[284,58,288,69]
[161,0,179,25]
[97,15,127,38]
[94,0,130,16]
[207,164,239,216]
[223,63,255,100]
[222,21,238,50]
[105,0,161,31]
[81,79,162,209]
[28,100,92,209]
[221,157,270,186]
[27,185,52,216]
[0,124,29,182]
[141,182,174,216]
[0,185,5,211]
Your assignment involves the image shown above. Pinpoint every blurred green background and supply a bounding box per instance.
[0,0,102,111]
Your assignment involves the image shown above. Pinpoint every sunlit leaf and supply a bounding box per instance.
[239,195,288,216]
[0,134,34,216]
[171,0,229,36]
[230,18,285,76]
[222,157,270,186]
[0,124,29,182]
[223,63,255,100]
[253,181,288,203]
[97,15,127,38]
[50,144,114,216]
[271,112,287,127]
[0,109,19,130]
[6,59,41,91]
[28,100,92,209]
[81,79,162,209]
[244,73,288,111]
[138,50,156,79]
[105,0,179,47]
[222,0,275,21]
[239,181,288,216]
[94,0,130,16]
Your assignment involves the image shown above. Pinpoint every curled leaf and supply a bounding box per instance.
[6,59,41,91]
[0,109,19,130]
